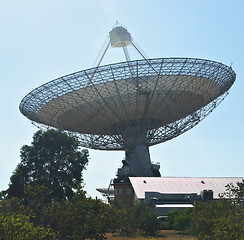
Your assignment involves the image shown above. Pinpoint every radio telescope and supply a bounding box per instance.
[20,23,236,181]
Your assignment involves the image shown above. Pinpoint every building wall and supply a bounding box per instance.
[114,183,134,205]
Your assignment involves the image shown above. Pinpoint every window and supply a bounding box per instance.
[126,188,131,195]
[119,189,123,195]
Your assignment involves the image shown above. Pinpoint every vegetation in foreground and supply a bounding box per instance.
[0,186,161,239]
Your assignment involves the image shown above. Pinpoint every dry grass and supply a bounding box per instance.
[105,230,196,240]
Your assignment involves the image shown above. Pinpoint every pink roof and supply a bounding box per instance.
[129,177,244,199]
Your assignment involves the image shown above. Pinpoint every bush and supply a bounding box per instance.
[173,208,192,231]
[0,187,124,240]
[166,208,192,231]
[191,200,244,240]
[44,189,123,240]
[0,214,56,240]
[120,200,161,236]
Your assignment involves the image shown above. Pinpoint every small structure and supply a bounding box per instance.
[96,188,115,203]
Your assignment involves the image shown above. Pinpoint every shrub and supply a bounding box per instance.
[0,214,56,240]
[120,200,161,236]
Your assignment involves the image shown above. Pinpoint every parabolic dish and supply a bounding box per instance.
[20,58,235,150]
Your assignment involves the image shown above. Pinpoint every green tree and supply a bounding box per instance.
[44,188,123,240]
[191,200,227,239]
[191,181,244,240]
[0,186,54,229]
[166,208,193,231]
[222,179,244,206]
[0,186,124,240]
[0,214,57,240]
[0,197,25,217]
[7,130,89,202]
[166,209,179,230]
[120,200,160,236]
[213,206,244,240]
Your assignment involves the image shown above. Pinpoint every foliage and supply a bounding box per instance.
[166,209,179,230]
[7,130,89,202]
[0,197,25,217]
[0,214,56,240]
[191,181,244,240]
[44,188,124,240]
[166,208,193,231]
[191,200,228,240]
[213,206,244,240]
[0,191,161,239]
[0,187,124,240]
[120,200,161,236]
[221,179,244,206]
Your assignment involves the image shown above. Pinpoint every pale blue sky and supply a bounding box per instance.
[1,0,243,198]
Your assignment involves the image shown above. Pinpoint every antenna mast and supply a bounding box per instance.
[94,23,148,67]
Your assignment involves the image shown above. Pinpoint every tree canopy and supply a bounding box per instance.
[7,130,89,201]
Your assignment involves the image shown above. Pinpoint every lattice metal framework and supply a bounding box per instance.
[20,57,235,150]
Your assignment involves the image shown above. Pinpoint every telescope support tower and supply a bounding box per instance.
[117,126,160,180]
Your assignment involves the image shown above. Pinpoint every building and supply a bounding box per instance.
[112,177,244,216]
